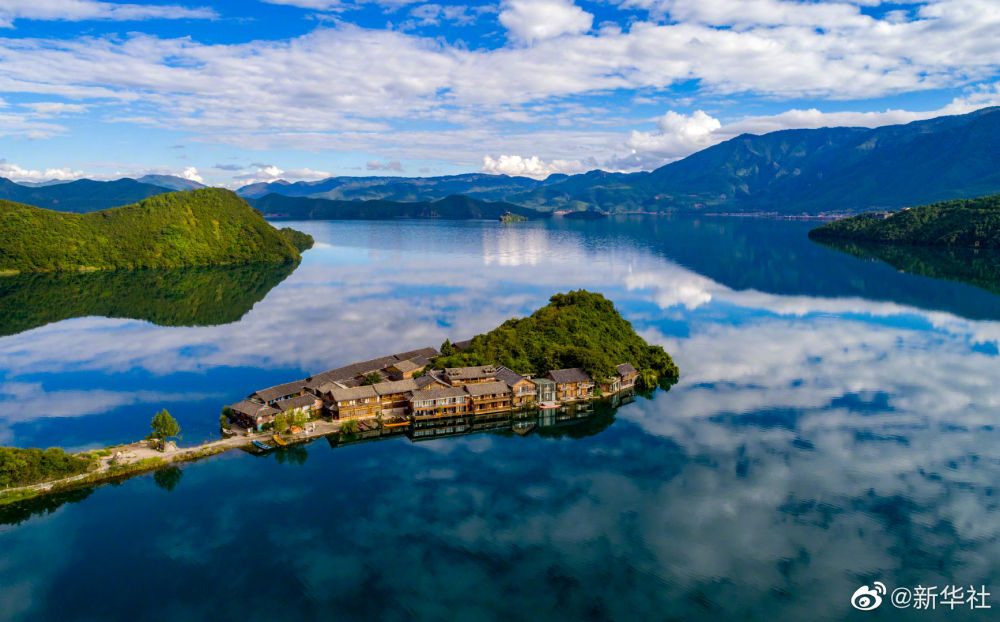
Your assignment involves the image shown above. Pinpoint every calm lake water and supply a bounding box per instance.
[1,216,999,621]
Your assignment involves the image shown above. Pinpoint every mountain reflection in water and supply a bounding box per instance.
[0,261,298,337]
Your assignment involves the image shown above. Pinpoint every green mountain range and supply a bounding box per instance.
[239,172,567,202]
[512,107,1000,214]
[809,193,1000,249]
[0,188,312,274]
[237,107,1000,216]
[250,193,549,220]
[0,177,175,213]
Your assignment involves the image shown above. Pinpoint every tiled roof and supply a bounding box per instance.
[464,381,511,397]
[305,355,399,388]
[391,359,422,373]
[616,363,638,376]
[373,379,419,396]
[445,365,498,381]
[494,366,527,388]
[252,380,307,403]
[230,400,279,419]
[328,385,378,403]
[393,346,439,361]
[529,377,555,386]
[415,374,448,389]
[304,347,439,389]
[273,394,319,412]
[410,386,468,402]
[548,368,592,384]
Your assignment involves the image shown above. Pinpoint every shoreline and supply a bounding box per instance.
[0,392,641,508]
[0,418,345,507]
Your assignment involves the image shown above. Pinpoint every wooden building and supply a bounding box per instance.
[229,400,280,431]
[547,368,594,402]
[410,386,469,419]
[373,379,420,416]
[495,366,537,407]
[272,393,322,418]
[320,384,381,420]
[385,359,425,379]
[465,381,512,414]
[415,373,450,390]
[250,380,307,406]
[445,365,499,386]
[616,363,639,389]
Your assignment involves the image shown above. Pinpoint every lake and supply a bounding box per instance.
[1,216,999,621]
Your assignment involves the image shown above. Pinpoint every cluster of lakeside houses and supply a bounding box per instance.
[227,343,640,433]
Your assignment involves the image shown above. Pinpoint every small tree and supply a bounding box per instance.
[219,414,232,430]
[274,412,289,434]
[440,339,455,356]
[362,372,382,385]
[636,369,659,392]
[149,409,181,451]
[340,418,359,436]
[291,410,308,429]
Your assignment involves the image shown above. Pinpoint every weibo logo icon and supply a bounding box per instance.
[851,582,887,611]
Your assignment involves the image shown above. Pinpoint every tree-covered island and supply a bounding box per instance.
[433,290,679,387]
[809,193,1000,249]
[0,188,313,275]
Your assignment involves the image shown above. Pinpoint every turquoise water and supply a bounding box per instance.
[1,216,999,620]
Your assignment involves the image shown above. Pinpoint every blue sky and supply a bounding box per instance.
[0,0,998,187]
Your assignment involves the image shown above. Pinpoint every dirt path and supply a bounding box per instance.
[2,419,345,501]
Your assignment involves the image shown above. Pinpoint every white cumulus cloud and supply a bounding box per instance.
[0,159,83,182]
[180,166,204,184]
[481,154,588,179]
[0,0,217,27]
[499,0,593,43]
[233,164,333,186]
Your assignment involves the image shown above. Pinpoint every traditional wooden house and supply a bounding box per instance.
[229,400,280,431]
[495,366,537,407]
[250,379,308,406]
[410,386,469,419]
[616,363,639,389]
[385,359,425,379]
[465,381,512,414]
[373,379,420,416]
[303,348,439,389]
[415,373,450,390]
[272,393,322,418]
[320,384,381,420]
[445,365,499,386]
[530,377,556,404]
[548,368,594,402]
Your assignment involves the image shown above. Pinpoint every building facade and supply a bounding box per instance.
[548,368,594,402]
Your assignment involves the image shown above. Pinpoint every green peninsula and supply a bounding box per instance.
[433,290,679,382]
[0,188,313,275]
[809,193,1000,249]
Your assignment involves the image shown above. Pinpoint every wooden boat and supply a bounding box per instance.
[252,440,273,451]
[272,435,288,447]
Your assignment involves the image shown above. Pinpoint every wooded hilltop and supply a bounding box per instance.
[433,290,679,382]
[809,193,1000,249]
[0,188,313,274]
